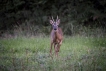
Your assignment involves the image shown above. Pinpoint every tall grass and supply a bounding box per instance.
[0,36,106,71]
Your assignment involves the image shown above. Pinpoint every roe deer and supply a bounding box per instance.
[49,16,63,57]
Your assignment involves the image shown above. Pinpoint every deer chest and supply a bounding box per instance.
[53,38,61,44]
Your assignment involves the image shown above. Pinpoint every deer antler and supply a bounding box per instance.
[56,15,59,21]
[52,16,54,22]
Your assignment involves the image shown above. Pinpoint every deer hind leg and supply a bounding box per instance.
[55,44,61,57]
[57,45,60,52]
[54,44,58,57]
[57,40,62,52]
[54,43,56,50]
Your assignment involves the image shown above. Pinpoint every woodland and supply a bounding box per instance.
[0,0,106,37]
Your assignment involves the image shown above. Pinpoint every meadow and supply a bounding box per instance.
[0,36,106,71]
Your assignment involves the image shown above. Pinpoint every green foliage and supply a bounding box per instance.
[0,0,106,36]
[0,36,106,71]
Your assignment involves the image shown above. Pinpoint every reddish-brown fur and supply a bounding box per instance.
[50,27,63,57]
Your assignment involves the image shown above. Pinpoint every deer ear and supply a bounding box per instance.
[50,20,53,24]
[57,19,60,25]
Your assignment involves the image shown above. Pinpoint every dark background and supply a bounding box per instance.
[0,0,106,37]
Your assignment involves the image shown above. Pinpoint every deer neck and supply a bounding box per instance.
[54,29,60,39]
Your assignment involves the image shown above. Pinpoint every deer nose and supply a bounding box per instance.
[53,26,57,30]
[54,28,57,30]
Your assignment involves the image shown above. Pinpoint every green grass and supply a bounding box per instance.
[0,36,106,71]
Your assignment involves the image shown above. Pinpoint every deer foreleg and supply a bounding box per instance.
[54,43,56,55]
[50,42,53,56]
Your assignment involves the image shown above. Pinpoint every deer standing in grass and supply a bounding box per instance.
[49,16,63,57]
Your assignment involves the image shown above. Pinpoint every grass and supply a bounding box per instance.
[0,36,106,71]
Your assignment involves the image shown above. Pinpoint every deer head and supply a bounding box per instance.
[50,16,60,31]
